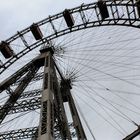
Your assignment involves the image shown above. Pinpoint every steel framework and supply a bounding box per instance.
[0,0,140,139]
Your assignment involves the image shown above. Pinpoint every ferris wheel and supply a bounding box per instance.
[0,0,140,139]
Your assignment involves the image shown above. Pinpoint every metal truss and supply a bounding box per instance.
[0,66,39,123]
[20,89,42,99]
[1,90,41,115]
[0,0,140,74]
[7,97,41,115]
[13,72,44,86]
[0,127,38,140]
[0,123,76,140]
[0,56,40,93]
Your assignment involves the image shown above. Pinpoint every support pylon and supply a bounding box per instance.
[0,47,87,140]
[37,47,86,140]
[38,48,73,140]
[60,79,87,140]
[38,51,54,140]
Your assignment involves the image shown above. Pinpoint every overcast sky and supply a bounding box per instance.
[0,0,93,40]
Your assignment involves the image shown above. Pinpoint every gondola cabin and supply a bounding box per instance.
[97,0,109,20]
[30,24,43,40]
[136,0,140,18]
[63,9,75,28]
[0,41,14,59]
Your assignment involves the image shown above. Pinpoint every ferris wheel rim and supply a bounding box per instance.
[0,0,139,74]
